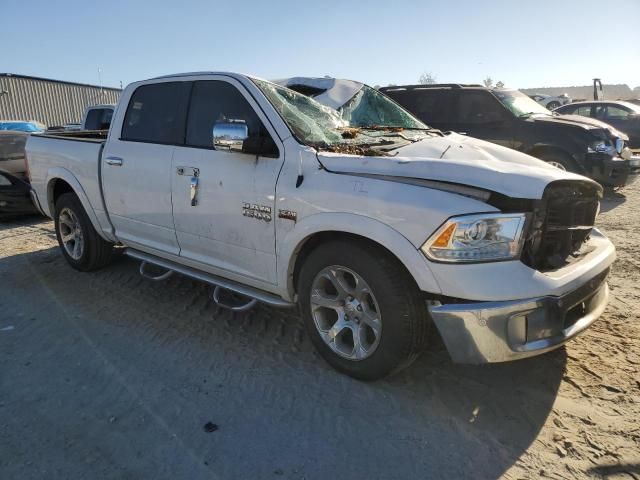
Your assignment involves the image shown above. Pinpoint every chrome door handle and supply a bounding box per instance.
[176,166,199,177]
[105,156,123,166]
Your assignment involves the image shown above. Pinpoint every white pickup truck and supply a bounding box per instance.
[26,72,615,380]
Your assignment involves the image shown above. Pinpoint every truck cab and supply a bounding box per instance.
[81,104,115,131]
[26,72,616,380]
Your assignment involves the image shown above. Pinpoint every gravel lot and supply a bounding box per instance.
[1,183,639,480]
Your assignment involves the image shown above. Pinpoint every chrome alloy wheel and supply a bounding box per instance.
[58,207,84,260]
[546,161,567,171]
[310,265,382,361]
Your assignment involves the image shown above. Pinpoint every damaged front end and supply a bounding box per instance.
[518,180,601,272]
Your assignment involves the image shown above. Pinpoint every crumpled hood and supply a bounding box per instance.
[318,133,598,199]
[535,114,629,140]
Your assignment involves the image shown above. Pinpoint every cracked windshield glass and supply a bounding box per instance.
[253,78,430,153]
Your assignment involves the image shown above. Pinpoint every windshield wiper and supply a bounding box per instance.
[358,125,434,131]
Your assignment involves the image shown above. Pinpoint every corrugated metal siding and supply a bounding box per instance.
[0,75,121,127]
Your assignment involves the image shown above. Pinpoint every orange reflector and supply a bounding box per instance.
[432,223,456,248]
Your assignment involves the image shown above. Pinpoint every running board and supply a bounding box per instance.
[124,249,295,309]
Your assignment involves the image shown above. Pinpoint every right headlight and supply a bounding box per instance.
[588,140,617,155]
[421,213,527,263]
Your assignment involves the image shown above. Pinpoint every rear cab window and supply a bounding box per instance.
[85,108,113,130]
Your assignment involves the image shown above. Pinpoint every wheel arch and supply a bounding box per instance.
[278,213,442,302]
[525,144,581,171]
[46,168,115,242]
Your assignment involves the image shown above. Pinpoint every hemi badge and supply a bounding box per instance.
[278,209,297,222]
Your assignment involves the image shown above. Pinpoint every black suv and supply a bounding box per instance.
[379,84,639,187]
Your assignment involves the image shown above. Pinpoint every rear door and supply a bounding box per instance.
[102,81,191,255]
[452,90,514,147]
[171,77,284,284]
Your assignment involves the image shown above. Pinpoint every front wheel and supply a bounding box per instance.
[54,193,114,271]
[546,101,561,110]
[297,240,430,380]
[537,150,577,172]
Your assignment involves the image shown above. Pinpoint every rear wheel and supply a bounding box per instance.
[54,193,114,271]
[297,240,429,380]
[546,101,561,110]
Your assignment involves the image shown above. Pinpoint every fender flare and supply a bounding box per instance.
[45,167,116,242]
[277,212,442,301]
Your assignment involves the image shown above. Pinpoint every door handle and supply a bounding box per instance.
[105,156,123,166]
[176,166,199,177]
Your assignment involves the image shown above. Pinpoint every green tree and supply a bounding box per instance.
[419,72,437,85]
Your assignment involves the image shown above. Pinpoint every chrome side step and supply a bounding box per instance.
[124,249,295,309]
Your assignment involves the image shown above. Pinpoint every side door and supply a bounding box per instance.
[171,78,284,284]
[453,91,514,147]
[102,81,191,255]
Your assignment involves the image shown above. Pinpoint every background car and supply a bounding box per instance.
[379,83,637,186]
[528,93,572,110]
[0,120,45,133]
[0,120,44,178]
[554,101,640,148]
[0,170,37,219]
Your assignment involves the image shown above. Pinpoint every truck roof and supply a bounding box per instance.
[148,71,253,81]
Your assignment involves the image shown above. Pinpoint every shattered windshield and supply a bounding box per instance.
[252,78,346,146]
[252,78,431,153]
[493,90,551,117]
[339,86,427,129]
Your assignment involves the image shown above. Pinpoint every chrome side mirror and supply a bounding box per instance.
[213,121,249,153]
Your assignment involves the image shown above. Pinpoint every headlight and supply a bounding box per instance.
[615,138,624,154]
[421,213,527,263]
[587,140,611,154]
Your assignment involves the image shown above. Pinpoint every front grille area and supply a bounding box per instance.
[522,181,601,272]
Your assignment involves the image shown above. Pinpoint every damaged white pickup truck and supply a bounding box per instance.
[26,72,615,380]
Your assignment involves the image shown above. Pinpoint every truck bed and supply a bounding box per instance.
[26,132,108,225]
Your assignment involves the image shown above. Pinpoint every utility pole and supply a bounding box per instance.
[98,67,104,100]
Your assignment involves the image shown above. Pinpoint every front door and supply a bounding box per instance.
[102,81,191,255]
[171,78,284,284]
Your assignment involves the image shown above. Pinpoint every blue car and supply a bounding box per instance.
[0,121,45,133]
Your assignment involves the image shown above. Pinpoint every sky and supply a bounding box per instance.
[2,0,639,91]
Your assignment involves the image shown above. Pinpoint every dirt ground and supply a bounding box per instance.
[1,185,639,480]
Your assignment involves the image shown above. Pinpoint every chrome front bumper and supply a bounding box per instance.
[429,269,609,364]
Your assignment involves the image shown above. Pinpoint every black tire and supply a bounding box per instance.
[547,101,561,110]
[54,192,114,271]
[297,240,430,380]
[536,150,578,173]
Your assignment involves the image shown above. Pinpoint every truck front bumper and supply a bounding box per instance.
[429,268,609,364]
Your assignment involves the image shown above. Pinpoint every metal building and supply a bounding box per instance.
[0,73,121,127]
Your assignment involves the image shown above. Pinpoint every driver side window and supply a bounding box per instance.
[186,80,278,156]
